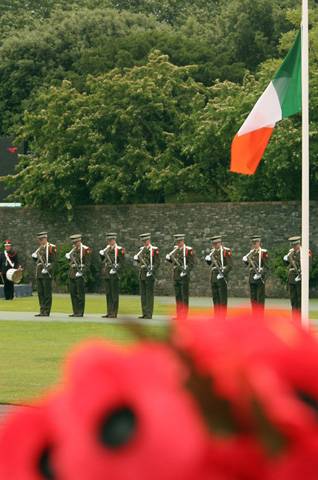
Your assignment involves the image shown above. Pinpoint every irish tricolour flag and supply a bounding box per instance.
[231,31,301,175]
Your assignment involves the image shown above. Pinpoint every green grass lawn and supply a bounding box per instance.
[0,294,170,316]
[1,294,317,404]
[0,320,166,404]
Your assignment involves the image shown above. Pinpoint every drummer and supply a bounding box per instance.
[0,240,21,300]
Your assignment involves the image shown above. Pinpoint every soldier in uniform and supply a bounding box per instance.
[32,232,56,316]
[242,236,269,314]
[99,233,125,318]
[205,235,233,319]
[283,236,311,320]
[65,234,91,317]
[0,240,21,300]
[166,234,195,320]
[133,233,160,319]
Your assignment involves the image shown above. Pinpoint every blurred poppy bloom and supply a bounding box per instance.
[54,341,212,480]
[0,400,61,480]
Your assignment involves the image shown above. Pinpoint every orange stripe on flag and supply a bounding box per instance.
[230,127,274,175]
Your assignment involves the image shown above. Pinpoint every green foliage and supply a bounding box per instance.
[0,0,317,208]
[269,246,289,286]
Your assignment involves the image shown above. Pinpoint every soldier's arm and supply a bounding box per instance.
[49,244,57,264]
[83,247,92,270]
[153,248,160,273]
[187,248,195,272]
[283,250,291,265]
[223,249,233,274]
[165,252,173,263]
[242,252,249,266]
[262,251,270,276]
[117,247,125,269]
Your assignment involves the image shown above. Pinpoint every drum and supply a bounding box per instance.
[6,268,23,284]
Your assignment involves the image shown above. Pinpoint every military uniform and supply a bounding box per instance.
[283,236,312,320]
[243,236,269,314]
[166,234,195,319]
[134,233,160,319]
[32,232,56,316]
[0,240,20,300]
[205,236,233,318]
[100,233,125,318]
[66,234,91,317]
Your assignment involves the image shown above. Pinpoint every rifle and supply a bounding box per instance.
[287,250,301,282]
[207,248,227,284]
[134,247,153,277]
[166,246,187,277]
[245,250,264,284]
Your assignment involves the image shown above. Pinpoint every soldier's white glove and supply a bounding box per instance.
[242,255,248,262]
[283,255,289,262]
[165,254,171,261]
[65,252,71,260]
[259,267,263,273]
[205,254,212,262]
[32,252,38,259]
[133,254,139,261]
[110,268,116,275]
[99,249,105,256]
[75,272,83,278]
[217,273,224,280]
[146,271,153,277]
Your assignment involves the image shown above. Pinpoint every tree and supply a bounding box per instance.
[5,52,210,210]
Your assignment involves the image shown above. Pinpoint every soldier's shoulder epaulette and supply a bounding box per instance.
[82,245,91,253]
[223,246,231,250]
[117,245,123,250]
[224,247,232,256]
[186,246,193,250]
[261,248,268,253]
[50,243,56,248]
[152,245,159,250]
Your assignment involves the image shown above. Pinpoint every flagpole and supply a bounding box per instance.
[301,0,310,328]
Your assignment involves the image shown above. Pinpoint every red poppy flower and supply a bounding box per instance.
[54,341,212,480]
[269,437,318,480]
[173,311,318,444]
[0,398,63,480]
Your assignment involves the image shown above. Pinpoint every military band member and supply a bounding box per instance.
[205,236,233,319]
[65,234,91,317]
[0,240,21,300]
[100,233,125,318]
[32,232,56,316]
[243,236,269,314]
[166,234,195,320]
[133,233,160,319]
[283,236,312,320]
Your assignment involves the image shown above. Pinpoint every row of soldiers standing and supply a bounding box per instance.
[0,232,309,320]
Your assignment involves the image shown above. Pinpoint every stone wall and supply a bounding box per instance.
[0,202,317,297]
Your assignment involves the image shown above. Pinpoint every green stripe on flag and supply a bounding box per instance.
[272,30,301,118]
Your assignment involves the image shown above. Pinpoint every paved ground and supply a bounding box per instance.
[0,311,170,326]
[0,297,317,323]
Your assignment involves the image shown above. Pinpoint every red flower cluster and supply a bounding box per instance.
[1,311,318,479]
